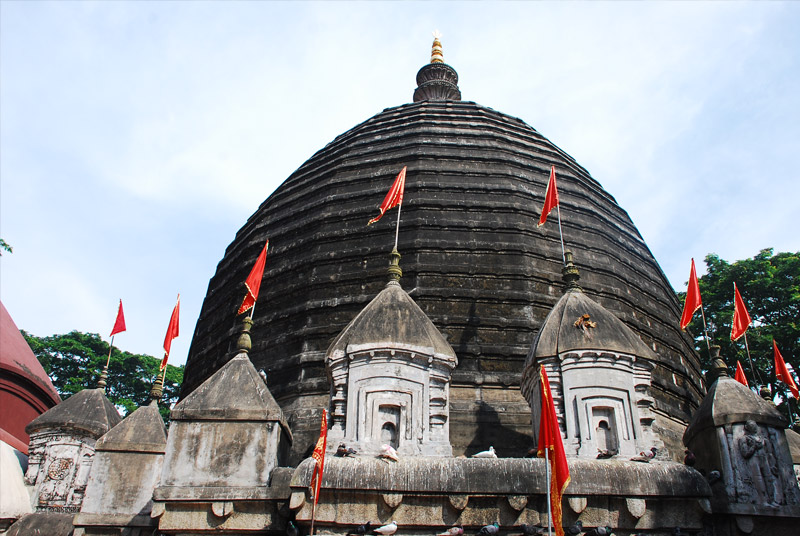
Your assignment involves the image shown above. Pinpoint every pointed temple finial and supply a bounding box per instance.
[236,316,253,354]
[97,364,109,391]
[561,250,581,291]
[431,30,444,64]
[705,345,729,386]
[149,373,164,402]
[388,248,403,284]
[414,34,461,103]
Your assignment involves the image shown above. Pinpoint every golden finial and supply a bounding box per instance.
[431,30,444,64]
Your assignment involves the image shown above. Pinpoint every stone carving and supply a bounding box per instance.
[25,430,96,512]
[732,420,792,506]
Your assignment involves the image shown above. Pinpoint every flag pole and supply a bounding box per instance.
[555,204,566,266]
[394,200,402,252]
[698,306,712,354]
[742,333,762,384]
[310,491,318,536]
[545,447,552,536]
[105,335,115,368]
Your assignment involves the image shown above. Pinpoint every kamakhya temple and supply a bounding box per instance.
[2,37,800,536]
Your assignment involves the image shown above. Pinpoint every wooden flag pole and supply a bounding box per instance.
[105,335,115,368]
[742,333,763,384]
[555,204,566,266]
[698,306,712,355]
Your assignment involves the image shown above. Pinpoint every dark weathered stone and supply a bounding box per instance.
[25,388,121,438]
[5,512,74,536]
[183,63,704,466]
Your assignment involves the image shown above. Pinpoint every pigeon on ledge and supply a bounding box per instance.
[472,446,498,459]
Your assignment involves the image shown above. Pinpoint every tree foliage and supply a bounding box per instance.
[679,249,799,414]
[22,330,183,422]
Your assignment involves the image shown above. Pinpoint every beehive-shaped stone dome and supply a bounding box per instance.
[183,47,704,463]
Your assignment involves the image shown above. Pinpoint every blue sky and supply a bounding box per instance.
[2,1,798,367]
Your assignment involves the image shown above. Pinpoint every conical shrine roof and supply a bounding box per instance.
[26,388,121,438]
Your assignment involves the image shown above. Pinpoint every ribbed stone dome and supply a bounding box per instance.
[184,65,704,463]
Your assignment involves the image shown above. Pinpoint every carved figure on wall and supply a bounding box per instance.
[736,420,781,505]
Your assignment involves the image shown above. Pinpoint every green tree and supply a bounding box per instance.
[679,249,800,415]
[22,330,183,422]
[0,238,12,255]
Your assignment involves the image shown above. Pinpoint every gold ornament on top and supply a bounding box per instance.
[431,30,444,64]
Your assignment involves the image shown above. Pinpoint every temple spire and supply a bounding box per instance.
[561,250,581,292]
[431,30,444,63]
[414,33,461,102]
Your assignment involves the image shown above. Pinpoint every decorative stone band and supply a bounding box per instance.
[289,457,711,533]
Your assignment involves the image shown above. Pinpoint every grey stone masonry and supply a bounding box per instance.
[73,400,167,536]
[152,350,292,534]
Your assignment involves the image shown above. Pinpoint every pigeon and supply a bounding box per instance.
[707,470,722,485]
[287,520,299,536]
[477,522,500,536]
[683,449,696,467]
[259,369,268,383]
[348,522,371,536]
[438,525,464,536]
[373,521,397,535]
[671,528,683,536]
[584,527,613,536]
[519,524,545,536]
[564,520,583,535]
[472,446,498,459]
[596,448,617,459]
[379,444,399,462]
[630,447,657,463]
[336,443,358,457]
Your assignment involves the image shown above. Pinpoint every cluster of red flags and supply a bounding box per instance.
[537,365,570,536]
[106,295,180,372]
[680,260,798,397]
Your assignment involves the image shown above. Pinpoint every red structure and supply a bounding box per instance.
[0,301,60,454]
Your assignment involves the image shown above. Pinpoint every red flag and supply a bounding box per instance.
[774,340,799,399]
[730,283,752,341]
[680,259,703,330]
[735,361,749,387]
[310,409,328,508]
[161,295,180,371]
[537,165,560,227]
[110,299,126,337]
[367,167,406,225]
[537,365,570,536]
[238,240,269,315]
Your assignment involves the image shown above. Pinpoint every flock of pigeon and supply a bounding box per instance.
[287,519,694,536]
[336,444,500,461]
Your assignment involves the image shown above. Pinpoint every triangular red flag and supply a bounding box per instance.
[310,409,328,508]
[730,283,752,341]
[238,240,269,315]
[110,299,126,337]
[537,365,570,536]
[367,167,406,225]
[537,165,560,227]
[680,259,703,330]
[161,295,180,371]
[734,361,749,387]
[774,340,799,399]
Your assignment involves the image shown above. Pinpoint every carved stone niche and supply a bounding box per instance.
[326,281,457,457]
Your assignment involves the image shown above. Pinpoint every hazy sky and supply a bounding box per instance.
[2,1,798,367]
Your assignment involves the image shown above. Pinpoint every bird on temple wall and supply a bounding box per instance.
[373,521,397,535]
[378,444,399,462]
[477,522,500,536]
[596,448,617,459]
[584,527,613,536]
[683,449,696,467]
[437,525,463,536]
[336,443,358,457]
[630,447,657,463]
[518,524,545,536]
[472,446,497,458]
[348,522,371,536]
[565,520,583,535]
[286,520,300,536]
